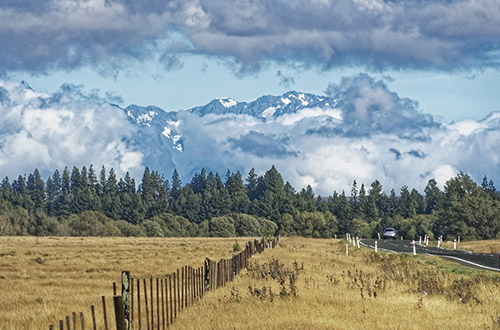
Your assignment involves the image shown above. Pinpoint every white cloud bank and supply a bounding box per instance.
[0,80,144,179]
[166,75,500,195]
[1,75,499,196]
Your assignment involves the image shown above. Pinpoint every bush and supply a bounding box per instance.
[115,220,145,237]
[142,219,165,237]
[233,240,242,252]
[231,213,277,236]
[66,211,121,236]
[209,216,236,237]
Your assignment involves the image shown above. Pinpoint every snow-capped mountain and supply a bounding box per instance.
[189,91,333,118]
[1,75,500,195]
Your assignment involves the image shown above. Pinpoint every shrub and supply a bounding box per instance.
[66,211,121,236]
[233,240,242,252]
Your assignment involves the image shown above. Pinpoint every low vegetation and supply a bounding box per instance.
[3,236,500,329]
[172,238,500,329]
[441,239,500,254]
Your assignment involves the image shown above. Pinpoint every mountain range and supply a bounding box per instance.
[1,75,499,195]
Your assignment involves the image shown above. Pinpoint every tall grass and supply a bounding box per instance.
[442,239,500,254]
[170,238,500,329]
[1,236,500,329]
[0,236,243,329]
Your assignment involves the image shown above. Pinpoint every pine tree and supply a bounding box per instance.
[27,169,45,210]
[97,165,107,198]
[398,185,416,218]
[191,168,207,194]
[225,171,250,213]
[245,167,259,200]
[141,167,154,206]
[297,185,316,212]
[171,169,182,199]
[102,168,121,219]
[1,177,12,200]
[12,175,34,211]
[367,180,383,221]
[350,180,359,217]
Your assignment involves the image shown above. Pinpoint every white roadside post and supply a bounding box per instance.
[419,236,422,245]
[458,236,461,244]
[375,241,378,253]
[346,244,349,256]
[352,236,356,247]
[426,237,429,246]
[437,236,441,248]
[412,240,416,256]
[377,232,381,240]
[357,237,360,249]
[453,239,457,250]
[401,236,403,240]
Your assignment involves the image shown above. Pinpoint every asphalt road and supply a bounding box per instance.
[360,239,500,272]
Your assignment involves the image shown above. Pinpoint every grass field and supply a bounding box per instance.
[442,239,500,254]
[2,236,500,329]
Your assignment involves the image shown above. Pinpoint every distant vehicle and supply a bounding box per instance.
[383,228,397,239]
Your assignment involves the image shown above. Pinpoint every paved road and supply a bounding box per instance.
[360,239,500,272]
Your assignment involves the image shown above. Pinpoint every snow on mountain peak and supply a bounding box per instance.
[127,109,157,127]
[281,97,291,105]
[297,93,309,106]
[262,106,277,118]
[217,97,237,108]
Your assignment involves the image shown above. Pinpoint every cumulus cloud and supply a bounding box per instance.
[324,74,439,137]
[1,0,500,73]
[0,80,144,179]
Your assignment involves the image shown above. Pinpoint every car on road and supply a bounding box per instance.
[383,228,397,239]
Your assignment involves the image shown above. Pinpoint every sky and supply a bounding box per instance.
[1,0,500,193]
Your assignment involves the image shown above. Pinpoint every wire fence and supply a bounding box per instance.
[49,236,280,330]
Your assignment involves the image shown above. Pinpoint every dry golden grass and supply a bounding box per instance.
[171,237,500,330]
[0,236,246,329]
[442,239,500,254]
[2,236,500,329]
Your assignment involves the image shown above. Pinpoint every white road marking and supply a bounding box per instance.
[359,240,500,272]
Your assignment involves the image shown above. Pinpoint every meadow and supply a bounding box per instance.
[1,236,500,329]
[442,239,500,255]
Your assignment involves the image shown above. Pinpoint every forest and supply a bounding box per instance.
[1,164,500,241]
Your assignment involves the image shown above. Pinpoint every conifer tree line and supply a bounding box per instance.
[1,164,500,241]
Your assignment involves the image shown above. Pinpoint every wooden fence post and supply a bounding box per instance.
[91,305,97,330]
[143,279,150,330]
[161,278,165,330]
[164,277,169,328]
[121,271,130,330]
[102,296,109,330]
[169,275,174,325]
[204,258,210,292]
[79,312,85,330]
[149,278,153,330]
[137,279,141,330]
[156,278,160,330]
[114,296,126,330]
[130,277,134,328]
[176,268,181,317]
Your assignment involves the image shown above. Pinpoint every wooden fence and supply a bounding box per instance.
[49,236,280,330]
